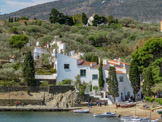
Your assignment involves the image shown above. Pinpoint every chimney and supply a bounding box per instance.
[103,59,108,65]
[118,58,121,65]
[90,63,93,67]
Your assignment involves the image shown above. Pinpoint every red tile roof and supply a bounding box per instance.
[92,64,107,69]
[116,71,125,74]
[78,61,96,66]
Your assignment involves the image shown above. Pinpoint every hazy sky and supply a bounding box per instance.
[0,0,56,14]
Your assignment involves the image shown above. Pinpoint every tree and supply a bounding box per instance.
[107,66,119,102]
[151,82,162,94]
[142,67,154,97]
[74,75,81,90]
[8,17,13,22]
[72,14,82,25]
[129,59,140,100]
[98,60,104,90]
[49,8,62,24]
[40,54,50,68]
[49,8,74,26]
[23,51,36,86]
[132,38,162,72]
[107,16,118,25]
[92,14,107,26]
[82,13,88,25]
[9,35,29,49]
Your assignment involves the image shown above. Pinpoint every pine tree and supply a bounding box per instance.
[142,67,154,97]
[23,51,36,86]
[107,66,119,102]
[82,13,88,25]
[129,59,140,100]
[98,60,104,90]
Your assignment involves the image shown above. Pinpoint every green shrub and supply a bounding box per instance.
[145,97,155,102]
[50,68,56,73]
[36,68,53,75]
[93,85,98,91]
[9,35,29,49]
[155,98,162,105]
[57,79,72,85]
[0,80,15,86]
[40,81,49,86]
[79,84,86,95]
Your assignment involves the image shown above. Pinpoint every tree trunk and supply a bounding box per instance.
[113,97,116,103]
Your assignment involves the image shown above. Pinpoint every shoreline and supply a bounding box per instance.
[0,104,161,121]
[76,104,162,121]
[0,106,75,112]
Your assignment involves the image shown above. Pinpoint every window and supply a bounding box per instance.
[64,64,70,69]
[119,76,124,82]
[92,74,98,80]
[80,69,86,77]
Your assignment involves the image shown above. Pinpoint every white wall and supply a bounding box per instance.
[116,74,134,102]
[57,54,134,102]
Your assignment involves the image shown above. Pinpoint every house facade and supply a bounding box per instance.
[57,54,134,103]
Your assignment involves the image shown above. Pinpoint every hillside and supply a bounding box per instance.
[0,0,162,21]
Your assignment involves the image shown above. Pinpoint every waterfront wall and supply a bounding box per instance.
[0,99,43,106]
[0,86,74,94]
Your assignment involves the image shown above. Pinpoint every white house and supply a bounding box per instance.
[50,36,66,56]
[33,42,48,61]
[57,54,134,103]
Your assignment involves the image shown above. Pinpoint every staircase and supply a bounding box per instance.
[86,92,113,105]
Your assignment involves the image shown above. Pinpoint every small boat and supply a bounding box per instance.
[121,116,156,122]
[156,109,162,114]
[73,109,90,113]
[93,112,116,117]
[120,116,132,121]
[120,102,136,108]
[151,119,158,122]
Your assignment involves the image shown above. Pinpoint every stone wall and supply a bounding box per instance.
[49,86,75,94]
[0,86,49,93]
[0,99,43,106]
[0,86,74,94]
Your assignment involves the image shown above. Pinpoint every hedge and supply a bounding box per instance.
[145,97,162,105]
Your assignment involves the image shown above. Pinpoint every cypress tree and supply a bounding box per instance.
[82,13,88,25]
[98,60,104,90]
[142,67,154,97]
[107,66,119,102]
[23,51,36,86]
[129,59,140,100]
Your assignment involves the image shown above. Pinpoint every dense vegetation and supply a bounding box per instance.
[130,38,162,97]
[107,66,119,102]
[0,12,161,86]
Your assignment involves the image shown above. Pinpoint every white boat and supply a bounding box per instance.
[151,119,158,122]
[73,109,90,113]
[121,116,157,122]
[120,116,132,121]
[93,112,116,117]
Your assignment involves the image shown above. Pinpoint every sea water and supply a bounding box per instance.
[0,112,120,122]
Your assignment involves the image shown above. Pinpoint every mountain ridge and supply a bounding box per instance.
[0,0,162,21]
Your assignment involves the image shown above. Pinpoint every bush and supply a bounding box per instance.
[36,68,53,75]
[57,79,72,85]
[93,85,98,91]
[155,98,162,105]
[0,80,15,86]
[145,97,162,105]
[40,81,49,86]
[50,68,56,73]
[9,35,29,49]
[145,97,155,102]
